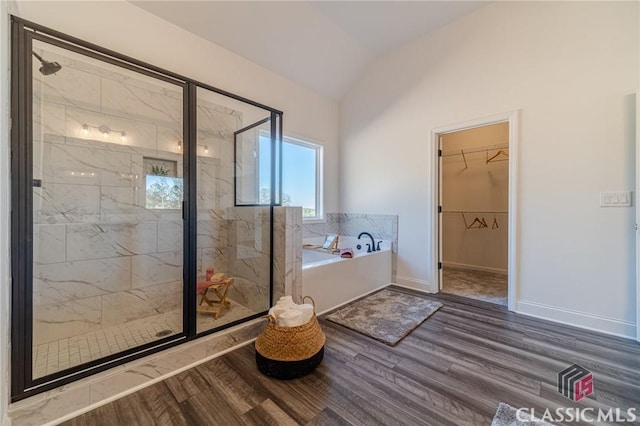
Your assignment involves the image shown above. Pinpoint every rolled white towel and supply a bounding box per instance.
[277,309,305,327]
[269,296,293,318]
[276,296,296,308]
[270,305,291,319]
[297,303,314,325]
[268,306,284,318]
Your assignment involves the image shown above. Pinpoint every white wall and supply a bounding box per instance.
[341,2,639,337]
[0,0,12,421]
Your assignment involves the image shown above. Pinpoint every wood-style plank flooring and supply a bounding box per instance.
[62,287,640,426]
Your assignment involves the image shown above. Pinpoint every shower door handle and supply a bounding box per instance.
[182,201,186,220]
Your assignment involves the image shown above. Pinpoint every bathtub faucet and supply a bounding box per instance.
[358,232,377,252]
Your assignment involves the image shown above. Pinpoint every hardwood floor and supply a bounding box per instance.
[62,287,640,426]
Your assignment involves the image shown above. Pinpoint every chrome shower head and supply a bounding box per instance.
[32,51,62,76]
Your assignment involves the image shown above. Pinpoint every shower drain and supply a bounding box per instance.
[155,329,173,338]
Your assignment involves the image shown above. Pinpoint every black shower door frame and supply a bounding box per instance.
[10,16,282,402]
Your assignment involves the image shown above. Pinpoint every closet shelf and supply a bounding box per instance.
[441,143,508,158]
[442,210,508,214]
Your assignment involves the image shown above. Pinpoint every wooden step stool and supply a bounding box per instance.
[197,273,234,319]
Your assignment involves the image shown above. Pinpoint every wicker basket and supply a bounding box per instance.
[255,296,325,379]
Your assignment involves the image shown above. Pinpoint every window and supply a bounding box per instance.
[282,137,322,219]
[258,135,322,219]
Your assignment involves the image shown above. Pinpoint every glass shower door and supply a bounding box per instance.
[31,38,186,379]
[12,18,282,400]
[195,87,274,334]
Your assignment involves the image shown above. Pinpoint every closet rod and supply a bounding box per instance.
[443,210,508,214]
[441,143,508,158]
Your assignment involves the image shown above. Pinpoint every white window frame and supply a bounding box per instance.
[283,135,323,222]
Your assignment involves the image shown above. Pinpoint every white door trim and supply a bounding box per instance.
[430,111,519,312]
[636,91,640,342]
[437,135,444,291]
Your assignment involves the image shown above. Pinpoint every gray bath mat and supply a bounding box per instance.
[491,403,555,426]
[325,288,442,346]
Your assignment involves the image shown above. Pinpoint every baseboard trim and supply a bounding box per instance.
[391,282,434,294]
[395,275,435,293]
[516,300,637,339]
[317,283,390,316]
[443,262,507,275]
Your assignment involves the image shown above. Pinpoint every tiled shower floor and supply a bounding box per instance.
[33,301,257,378]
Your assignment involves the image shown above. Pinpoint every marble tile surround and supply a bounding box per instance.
[32,134,237,345]
[223,207,291,313]
[273,207,303,303]
[223,206,302,311]
[31,44,263,348]
[303,213,399,282]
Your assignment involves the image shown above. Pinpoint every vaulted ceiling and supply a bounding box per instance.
[131,1,488,100]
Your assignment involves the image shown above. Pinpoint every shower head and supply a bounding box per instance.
[32,51,62,76]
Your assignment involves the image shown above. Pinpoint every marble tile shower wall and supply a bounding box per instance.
[224,207,270,313]
[223,206,302,312]
[273,207,303,303]
[303,213,399,281]
[31,48,243,346]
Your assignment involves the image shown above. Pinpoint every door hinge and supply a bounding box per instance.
[438,205,442,213]
[438,149,442,157]
[438,262,442,270]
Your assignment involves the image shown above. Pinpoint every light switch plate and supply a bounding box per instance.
[600,191,632,207]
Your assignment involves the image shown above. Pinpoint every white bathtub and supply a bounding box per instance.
[301,236,392,313]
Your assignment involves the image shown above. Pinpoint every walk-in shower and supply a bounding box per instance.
[11,17,282,401]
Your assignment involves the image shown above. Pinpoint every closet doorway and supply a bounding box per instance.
[432,113,518,310]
